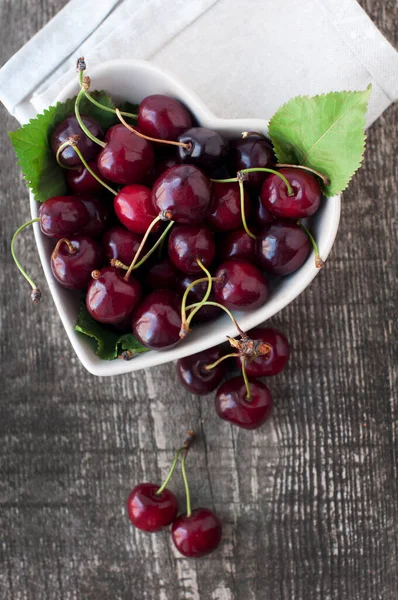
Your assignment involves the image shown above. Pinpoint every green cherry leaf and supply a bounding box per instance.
[268,85,372,196]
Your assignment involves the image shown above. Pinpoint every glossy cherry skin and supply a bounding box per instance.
[97,124,155,185]
[114,184,161,234]
[50,236,104,291]
[219,228,256,263]
[177,346,226,395]
[261,168,321,218]
[138,94,192,141]
[255,220,311,276]
[132,290,182,350]
[251,196,275,230]
[214,259,269,311]
[235,327,290,377]
[152,165,212,224]
[177,275,221,323]
[78,196,110,238]
[207,182,251,232]
[168,225,215,274]
[86,267,142,324]
[66,161,107,195]
[39,195,90,239]
[51,115,104,167]
[178,127,228,170]
[127,483,178,532]
[146,258,179,291]
[215,376,273,429]
[102,226,147,266]
[171,508,222,558]
[228,135,275,191]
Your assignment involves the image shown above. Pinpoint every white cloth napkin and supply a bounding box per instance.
[1,0,397,127]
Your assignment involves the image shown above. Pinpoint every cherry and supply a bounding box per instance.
[51,115,104,167]
[127,483,178,532]
[39,195,90,239]
[146,258,179,291]
[235,327,290,376]
[177,346,226,395]
[138,95,192,141]
[152,165,212,224]
[215,376,273,429]
[207,182,251,231]
[214,259,269,311]
[97,124,155,185]
[78,196,109,238]
[177,275,221,323]
[168,225,215,274]
[256,220,311,275]
[50,236,104,291]
[114,184,161,234]
[86,267,142,324]
[177,127,227,170]
[132,290,182,350]
[66,160,107,195]
[251,196,275,229]
[261,167,321,218]
[102,226,147,266]
[171,508,222,558]
[228,135,276,191]
[219,228,256,263]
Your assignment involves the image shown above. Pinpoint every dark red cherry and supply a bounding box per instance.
[251,196,275,230]
[207,182,250,231]
[152,165,212,224]
[114,184,161,234]
[146,258,179,291]
[127,483,178,532]
[66,160,107,195]
[219,228,256,263]
[171,508,222,558]
[86,267,142,324]
[132,290,181,350]
[138,95,192,141]
[228,135,276,191]
[78,196,109,238]
[214,259,268,311]
[178,127,227,170]
[97,124,155,185]
[50,236,104,291]
[235,327,290,377]
[177,275,221,323]
[176,346,226,395]
[39,195,90,239]
[168,225,215,274]
[102,226,147,266]
[256,220,311,275]
[215,376,273,429]
[261,168,321,218]
[51,115,104,167]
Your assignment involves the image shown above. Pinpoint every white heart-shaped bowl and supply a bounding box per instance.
[29,59,341,376]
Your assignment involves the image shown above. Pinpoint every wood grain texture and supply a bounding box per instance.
[0,1,397,599]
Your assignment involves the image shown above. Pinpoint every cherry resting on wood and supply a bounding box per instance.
[171,508,222,558]
[176,346,226,395]
[127,483,178,532]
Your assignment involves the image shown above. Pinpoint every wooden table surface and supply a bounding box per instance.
[0,1,397,599]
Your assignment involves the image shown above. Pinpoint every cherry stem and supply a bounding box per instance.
[75,70,106,148]
[11,218,41,303]
[298,222,324,268]
[276,163,330,187]
[124,215,163,280]
[56,139,117,196]
[155,448,184,496]
[115,109,191,150]
[238,178,256,240]
[239,168,294,196]
[180,261,215,338]
[210,176,240,183]
[241,131,268,140]
[186,300,246,337]
[204,352,242,371]
[181,450,192,518]
[52,238,76,260]
[132,221,174,271]
[241,357,252,400]
[82,83,138,121]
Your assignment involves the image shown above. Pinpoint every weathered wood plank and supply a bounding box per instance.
[0,1,397,599]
